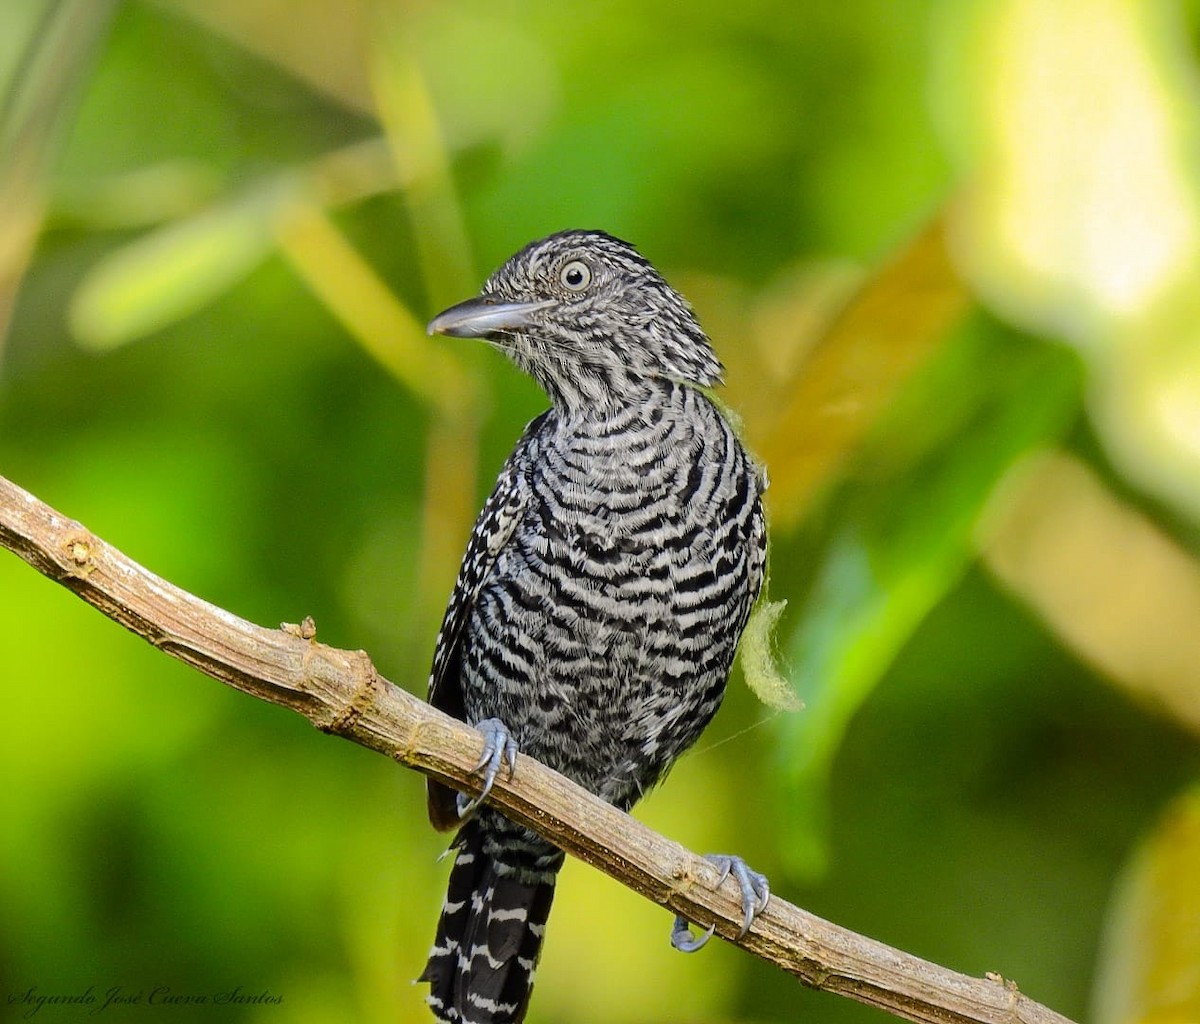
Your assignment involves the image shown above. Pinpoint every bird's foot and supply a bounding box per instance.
[671,854,771,953]
[456,718,519,820]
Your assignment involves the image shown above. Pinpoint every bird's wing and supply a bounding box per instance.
[426,410,550,830]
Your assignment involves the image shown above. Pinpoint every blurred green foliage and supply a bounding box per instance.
[2,2,1199,1023]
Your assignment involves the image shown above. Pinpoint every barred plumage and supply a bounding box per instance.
[420,230,767,1024]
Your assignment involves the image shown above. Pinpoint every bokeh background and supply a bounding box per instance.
[2,1,1199,1022]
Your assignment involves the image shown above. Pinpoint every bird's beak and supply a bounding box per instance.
[427,296,554,338]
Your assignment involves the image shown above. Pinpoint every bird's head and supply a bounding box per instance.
[427,230,724,408]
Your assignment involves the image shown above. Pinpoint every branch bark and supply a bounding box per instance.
[0,471,1076,1024]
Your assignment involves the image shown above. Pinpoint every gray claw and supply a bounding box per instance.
[671,915,715,952]
[457,718,519,820]
[709,854,771,937]
[670,853,770,952]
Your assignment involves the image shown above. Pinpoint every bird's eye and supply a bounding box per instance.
[560,260,591,291]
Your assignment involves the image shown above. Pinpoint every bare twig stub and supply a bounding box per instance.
[0,472,1075,1024]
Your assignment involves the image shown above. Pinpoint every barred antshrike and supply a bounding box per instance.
[420,230,769,1024]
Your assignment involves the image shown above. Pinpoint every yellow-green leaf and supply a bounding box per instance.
[69,187,290,350]
[1094,786,1200,1024]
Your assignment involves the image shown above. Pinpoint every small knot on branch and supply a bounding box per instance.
[319,648,381,735]
[61,530,97,579]
[280,615,317,640]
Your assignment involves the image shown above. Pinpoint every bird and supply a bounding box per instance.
[419,229,770,1024]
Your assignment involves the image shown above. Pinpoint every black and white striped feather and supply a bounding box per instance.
[421,231,767,1024]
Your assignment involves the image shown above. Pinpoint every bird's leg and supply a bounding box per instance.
[670,854,771,952]
[456,717,520,820]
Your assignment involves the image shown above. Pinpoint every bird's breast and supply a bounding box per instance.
[516,385,761,604]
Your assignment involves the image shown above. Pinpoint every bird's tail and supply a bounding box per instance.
[420,817,562,1024]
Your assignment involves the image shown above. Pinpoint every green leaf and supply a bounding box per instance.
[68,184,293,350]
[773,314,1083,877]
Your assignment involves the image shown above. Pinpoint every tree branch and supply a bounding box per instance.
[0,471,1075,1024]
